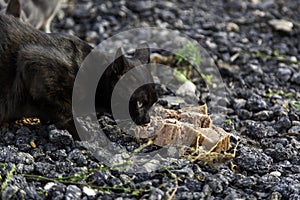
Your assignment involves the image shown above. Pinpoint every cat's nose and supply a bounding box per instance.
[141,114,150,124]
[144,114,150,124]
[134,114,150,125]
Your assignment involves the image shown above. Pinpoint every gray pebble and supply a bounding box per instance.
[246,94,268,112]
[288,126,300,133]
[291,72,300,85]
[277,68,292,82]
[65,185,82,200]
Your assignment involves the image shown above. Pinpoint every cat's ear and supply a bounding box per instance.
[6,0,21,18]
[134,43,150,64]
[115,46,125,60]
[113,47,129,75]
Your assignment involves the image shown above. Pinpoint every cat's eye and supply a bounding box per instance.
[137,101,143,108]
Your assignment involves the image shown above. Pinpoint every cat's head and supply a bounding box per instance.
[129,83,158,125]
[111,44,158,125]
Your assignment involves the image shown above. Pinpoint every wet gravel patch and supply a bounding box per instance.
[1,0,300,199]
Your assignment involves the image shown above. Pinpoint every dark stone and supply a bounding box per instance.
[291,72,300,85]
[235,147,273,174]
[0,146,34,164]
[1,175,28,200]
[126,1,155,12]
[67,149,88,167]
[236,109,252,120]
[49,129,73,146]
[246,94,268,112]
[235,176,257,188]
[265,143,296,161]
[25,186,44,200]
[274,116,292,132]
[34,162,56,176]
[241,120,272,138]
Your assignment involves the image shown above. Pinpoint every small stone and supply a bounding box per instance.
[289,113,300,121]
[179,192,194,199]
[232,98,247,109]
[256,0,275,9]
[0,146,34,164]
[1,175,28,200]
[2,186,26,200]
[139,180,153,189]
[268,192,282,200]
[25,186,44,200]
[290,56,297,63]
[253,9,265,17]
[273,106,289,117]
[246,94,268,112]
[65,185,82,200]
[251,0,261,4]
[146,187,164,200]
[226,22,240,32]
[288,126,300,134]
[236,147,273,174]
[49,129,73,146]
[127,1,155,12]
[265,143,295,161]
[34,162,56,175]
[230,53,240,62]
[252,110,273,121]
[269,19,293,32]
[292,121,300,126]
[205,40,217,49]
[16,163,34,174]
[249,64,263,75]
[236,109,252,120]
[291,72,300,85]
[236,176,257,188]
[270,171,281,177]
[85,31,99,43]
[241,120,275,138]
[82,186,96,197]
[64,18,75,29]
[67,149,88,166]
[44,182,56,191]
[277,68,292,82]
[275,116,292,132]
[175,81,198,103]
[44,182,66,199]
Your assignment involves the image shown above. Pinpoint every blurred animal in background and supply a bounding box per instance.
[0,0,7,8]
[0,0,61,32]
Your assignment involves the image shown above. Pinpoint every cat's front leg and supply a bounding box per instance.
[17,44,78,138]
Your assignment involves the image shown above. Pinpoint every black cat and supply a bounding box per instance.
[0,14,157,139]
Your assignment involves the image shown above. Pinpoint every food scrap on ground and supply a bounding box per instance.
[133,104,232,158]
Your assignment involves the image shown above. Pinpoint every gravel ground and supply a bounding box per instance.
[1,0,300,199]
